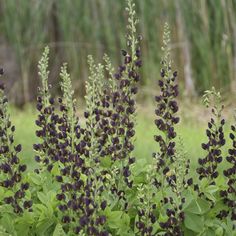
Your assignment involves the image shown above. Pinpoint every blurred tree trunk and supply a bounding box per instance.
[0,37,23,105]
[21,63,30,103]
[175,0,196,97]
[49,1,62,87]
[228,0,236,93]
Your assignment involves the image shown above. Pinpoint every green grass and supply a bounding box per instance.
[11,106,231,173]
[135,113,206,165]
[10,107,38,169]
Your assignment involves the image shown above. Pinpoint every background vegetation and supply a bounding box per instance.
[1,0,236,105]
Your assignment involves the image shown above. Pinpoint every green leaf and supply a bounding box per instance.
[207,201,225,218]
[203,185,219,202]
[158,212,168,223]
[107,211,123,229]
[205,228,216,236]
[29,172,42,185]
[51,163,60,176]
[204,192,216,202]
[133,172,146,184]
[200,178,208,189]
[15,224,30,236]
[118,213,130,236]
[205,185,219,195]
[100,156,112,168]
[184,212,204,233]
[36,191,56,213]
[53,223,66,236]
[184,199,201,214]
[34,203,53,222]
[134,214,139,234]
[215,226,224,236]
[37,192,48,204]
[80,173,88,183]
[221,218,236,236]
[0,225,12,236]
[106,211,130,230]
[121,213,130,228]
[215,176,226,187]
[183,189,195,207]
[0,205,15,215]
[0,187,5,201]
[3,190,13,199]
[0,214,16,235]
[151,221,162,235]
[184,198,210,215]
[196,198,210,214]
[183,227,197,236]
[36,218,55,236]
[15,211,35,225]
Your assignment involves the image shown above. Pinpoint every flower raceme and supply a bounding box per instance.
[153,23,180,175]
[34,46,60,174]
[197,88,226,184]
[0,72,32,215]
[220,124,236,222]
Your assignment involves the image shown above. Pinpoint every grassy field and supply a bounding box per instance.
[10,105,231,173]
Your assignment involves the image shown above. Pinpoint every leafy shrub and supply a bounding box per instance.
[0,0,235,235]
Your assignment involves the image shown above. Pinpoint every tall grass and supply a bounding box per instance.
[1,0,236,103]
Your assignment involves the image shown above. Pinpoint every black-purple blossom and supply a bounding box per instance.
[153,25,179,180]
[34,47,60,174]
[0,76,31,214]
[197,92,225,185]
[219,124,236,222]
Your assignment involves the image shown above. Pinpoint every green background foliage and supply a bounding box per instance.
[1,0,236,104]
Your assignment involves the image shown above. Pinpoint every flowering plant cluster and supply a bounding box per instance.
[0,0,235,235]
